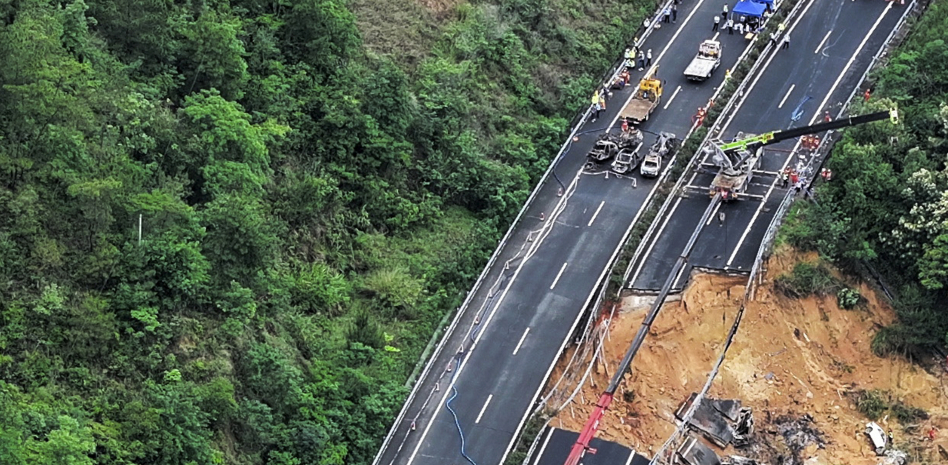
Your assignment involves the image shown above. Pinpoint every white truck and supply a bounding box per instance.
[684,40,721,81]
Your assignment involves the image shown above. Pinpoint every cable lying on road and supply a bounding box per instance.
[445,351,480,465]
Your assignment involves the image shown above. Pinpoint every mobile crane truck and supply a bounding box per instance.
[707,109,898,201]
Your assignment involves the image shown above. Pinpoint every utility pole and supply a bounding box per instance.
[138,214,142,245]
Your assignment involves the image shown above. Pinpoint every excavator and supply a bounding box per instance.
[707,109,898,201]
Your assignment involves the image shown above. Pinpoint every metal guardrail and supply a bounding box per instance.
[373,4,677,464]
[647,2,919,460]
[619,0,807,290]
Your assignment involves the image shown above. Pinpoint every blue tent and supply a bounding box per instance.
[732,0,766,18]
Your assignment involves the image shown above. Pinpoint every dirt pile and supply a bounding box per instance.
[551,247,948,464]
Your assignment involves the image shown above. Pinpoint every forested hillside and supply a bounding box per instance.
[0,0,655,463]
[781,1,948,359]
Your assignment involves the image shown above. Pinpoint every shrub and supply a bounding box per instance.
[774,262,838,298]
[837,287,862,309]
[891,401,928,423]
[854,389,889,420]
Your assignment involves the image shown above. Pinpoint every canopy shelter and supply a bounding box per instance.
[732,0,766,18]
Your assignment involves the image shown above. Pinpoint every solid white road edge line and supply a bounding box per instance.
[706,200,722,226]
[811,2,892,126]
[727,3,892,266]
[531,428,555,465]
[609,0,711,131]
[497,146,671,465]
[405,169,582,465]
[629,196,683,286]
[719,0,819,134]
[474,395,493,424]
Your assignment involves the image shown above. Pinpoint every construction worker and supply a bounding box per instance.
[638,51,645,71]
[928,426,937,441]
[592,90,601,120]
[824,111,832,122]
[864,88,872,102]
[722,4,729,20]
[621,118,630,134]
[624,48,634,68]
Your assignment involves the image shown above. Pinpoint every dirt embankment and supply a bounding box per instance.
[552,248,948,464]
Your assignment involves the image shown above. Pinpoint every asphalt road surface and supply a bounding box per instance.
[374,0,759,463]
[527,428,650,465]
[627,0,905,292]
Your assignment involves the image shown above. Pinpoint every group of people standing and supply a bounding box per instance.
[713,3,770,37]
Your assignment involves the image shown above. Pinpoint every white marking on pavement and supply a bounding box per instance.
[705,200,722,226]
[778,84,795,109]
[513,327,531,355]
[475,394,493,424]
[812,3,891,126]
[726,4,892,267]
[720,0,820,134]
[405,169,584,465]
[712,31,720,41]
[629,197,683,286]
[815,30,832,53]
[550,262,568,289]
[588,201,606,226]
[531,428,555,465]
[608,0,711,131]
[624,449,637,465]
[663,86,683,110]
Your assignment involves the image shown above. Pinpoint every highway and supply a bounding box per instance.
[627,0,905,293]
[529,428,650,465]
[527,0,911,463]
[373,0,759,463]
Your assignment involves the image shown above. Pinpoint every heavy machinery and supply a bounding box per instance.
[640,132,680,177]
[620,66,664,125]
[683,40,722,81]
[561,111,898,465]
[707,109,898,201]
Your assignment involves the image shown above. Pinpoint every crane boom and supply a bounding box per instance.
[719,109,896,153]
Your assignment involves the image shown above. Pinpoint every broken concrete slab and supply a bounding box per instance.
[677,435,722,465]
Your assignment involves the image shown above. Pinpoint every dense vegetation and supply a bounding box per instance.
[0,0,657,463]
[780,2,948,358]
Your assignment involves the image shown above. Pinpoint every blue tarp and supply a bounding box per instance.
[733,0,766,18]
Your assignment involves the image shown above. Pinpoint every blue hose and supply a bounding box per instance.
[444,354,479,465]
